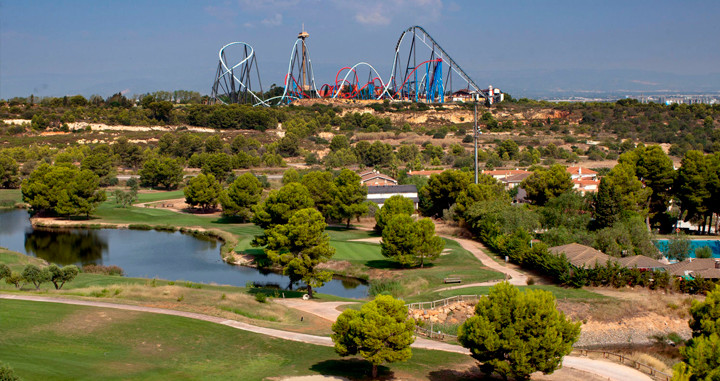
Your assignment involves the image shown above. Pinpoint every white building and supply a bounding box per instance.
[366,185,419,209]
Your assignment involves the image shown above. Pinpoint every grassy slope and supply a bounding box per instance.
[0,299,473,381]
[0,248,352,338]
[403,284,607,303]
[0,188,22,205]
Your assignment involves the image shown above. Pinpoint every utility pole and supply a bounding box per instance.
[474,93,479,184]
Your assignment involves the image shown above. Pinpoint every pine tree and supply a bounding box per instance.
[332,295,415,378]
[458,282,581,379]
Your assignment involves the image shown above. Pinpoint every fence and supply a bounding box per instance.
[573,349,672,381]
[406,294,483,311]
[414,325,458,341]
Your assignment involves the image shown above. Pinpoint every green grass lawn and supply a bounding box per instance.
[134,190,186,204]
[0,188,22,206]
[403,284,608,303]
[0,299,475,381]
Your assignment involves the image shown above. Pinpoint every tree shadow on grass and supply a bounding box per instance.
[326,225,381,237]
[428,366,500,381]
[310,359,393,380]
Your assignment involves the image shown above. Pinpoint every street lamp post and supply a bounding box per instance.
[474,94,479,184]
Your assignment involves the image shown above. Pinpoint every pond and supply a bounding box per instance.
[0,209,367,298]
[654,239,720,259]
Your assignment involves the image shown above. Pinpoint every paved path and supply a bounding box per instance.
[274,299,357,321]
[442,235,528,286]
[0,294,651,380]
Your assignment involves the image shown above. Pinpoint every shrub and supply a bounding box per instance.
[0,361,21,381]
[81,264,125,276]
[128,224,153,230]
[254,293,267,303]
[369,279,404,297]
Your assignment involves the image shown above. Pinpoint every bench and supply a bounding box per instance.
[443,278,462,284]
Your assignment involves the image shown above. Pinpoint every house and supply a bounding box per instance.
[358,170,397,186]
[572,179,600,195]
[500,172,532,190]
[666,258,720,280]
[617,256,668,271]
[366,185,419,209]
[451,88,479,102]
[548,243,613,268]
[566,166,598,180]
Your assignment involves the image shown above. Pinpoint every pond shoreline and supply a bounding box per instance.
[28,216,368,288]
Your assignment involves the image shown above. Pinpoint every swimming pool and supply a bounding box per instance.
[654,239,720,259]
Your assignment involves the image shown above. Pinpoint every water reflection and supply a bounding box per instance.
[0,209,368,298]
[24,228,108,265]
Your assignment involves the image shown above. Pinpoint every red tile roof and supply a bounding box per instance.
[567,166,598,175]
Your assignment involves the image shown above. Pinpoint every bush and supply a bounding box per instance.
[81,264,125,276]
[128,224,153,230]
[0,362,21,381]
[368,279,404,297]
[254,293,267,303]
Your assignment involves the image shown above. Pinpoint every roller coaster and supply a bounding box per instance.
[210,26,502,106]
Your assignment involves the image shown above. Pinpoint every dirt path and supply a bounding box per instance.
[0,293,652,380]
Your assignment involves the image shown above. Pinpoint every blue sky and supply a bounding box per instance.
[1,0,719,99]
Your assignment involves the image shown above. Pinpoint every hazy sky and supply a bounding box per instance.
[2,0,719,99]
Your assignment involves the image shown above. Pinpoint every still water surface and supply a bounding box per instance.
[0,209,367,298]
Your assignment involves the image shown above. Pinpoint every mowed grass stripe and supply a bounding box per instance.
[330,241,384,262]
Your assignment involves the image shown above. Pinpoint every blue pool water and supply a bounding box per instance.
[654,239,720,259]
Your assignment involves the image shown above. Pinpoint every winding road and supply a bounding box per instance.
[1,294,652,380]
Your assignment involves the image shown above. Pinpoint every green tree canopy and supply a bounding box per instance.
[301,170,336,220]
[0,154,20,189]
[419,169,473,218]
[674,285,720,380]
[21,163,106,217]
[281,168,301,184]
[112,137,143,168]
[602,162,651,216]
[520,164,573,206]
[252,182,314,246]
[330,169,368,228]
[593,176,623,229]
[674,151,719,233]
[22,264,50,290]
[329,134,350,152]
[201,152,233,183]
[264,208,335,297]
[453,174,507,223]
[331,295,416,378]
[458,282,581,379]
[139,157,184,190]
[47,264,79,290]
[184,173,222,212]
[619,145,676,225]
[219,173,263,220]
[374,195,415,233]
[0,264,10,280]
[81,151,116,186]
[381,214,444,268]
